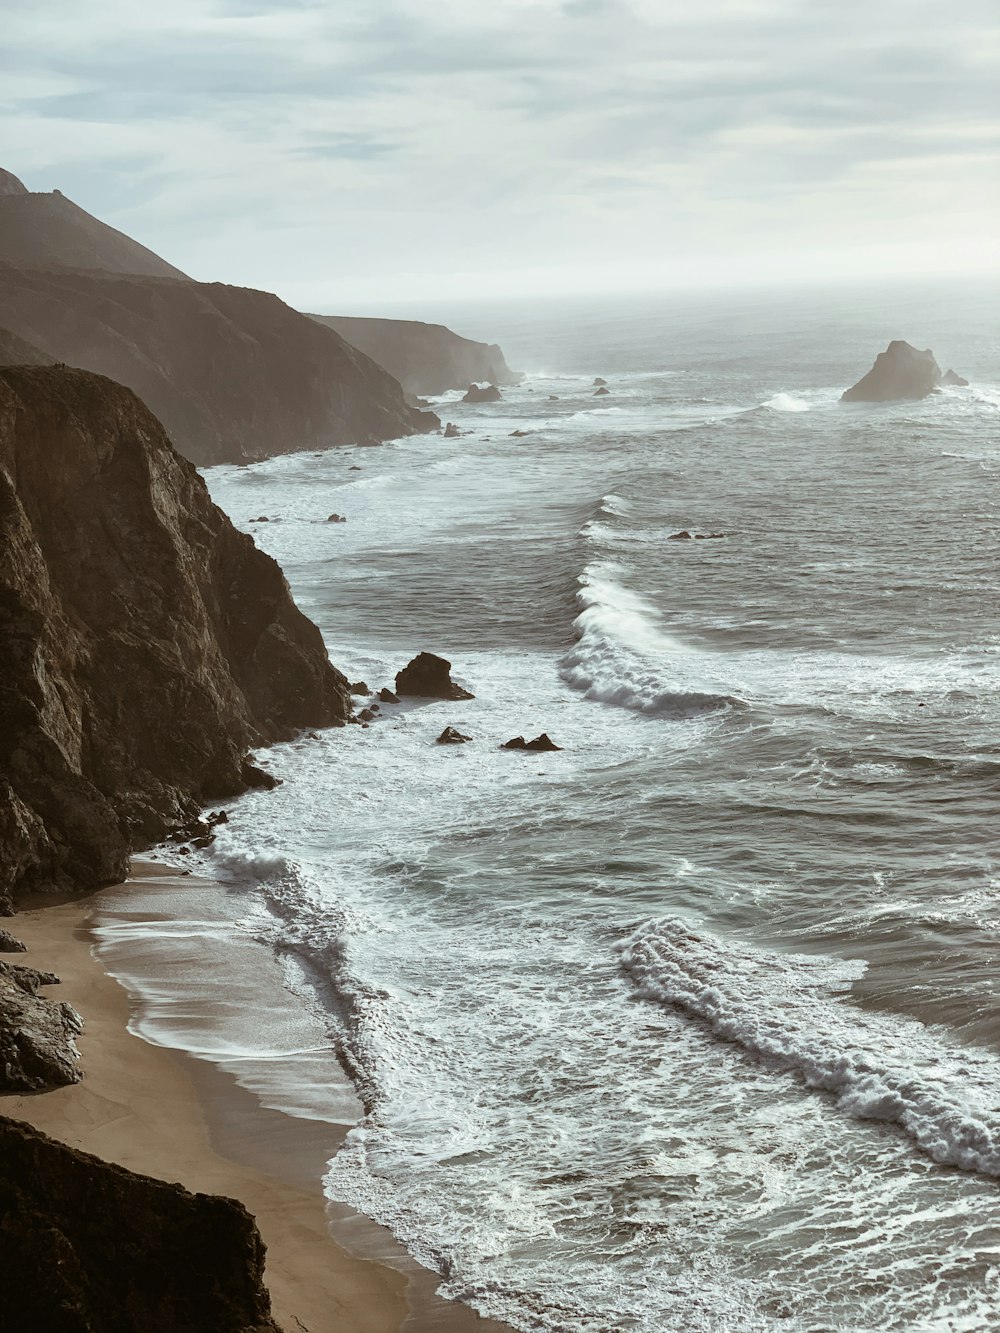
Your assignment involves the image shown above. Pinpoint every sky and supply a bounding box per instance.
[2,0,999,309]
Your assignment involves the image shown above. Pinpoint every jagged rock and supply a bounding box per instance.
[0,931,25,953]
[395,653,474,700]
[240,759,280,791]
[0,366,349,907]
[669,530,693,540]
[942,369,969,387]
[252,515,269,522]
[358,708,376,722]
[436,726,472,744]
[0,1116,281,1331]
[349,681,370,695]
[841,341,944,402]
[594,386,610,396]
[378,687,399,704]
[0,959,82,1091]
[462,383,503,404]
[593,377,607,386]
[443,422,461,438]
[307,314,521,396]
[327,512,347,523]
[501,734,562,752]
[207,810,228,826]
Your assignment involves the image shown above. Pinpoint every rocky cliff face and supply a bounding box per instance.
[0,1116,280,1332]
[309,313,521,396]
[0,264,439,465]
[0,176,188,278]
[0,364,353,912]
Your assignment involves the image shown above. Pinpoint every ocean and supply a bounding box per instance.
[94,278,1000,1332]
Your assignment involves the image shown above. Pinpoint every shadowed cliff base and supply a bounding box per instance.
[0,364,353,912]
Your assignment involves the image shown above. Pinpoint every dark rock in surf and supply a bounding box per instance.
[942,369,969,387]
[510,429,531,437]
[252,515,269,522]
[462,383,503,404]
[350,681,370,695]
[501,734,562,752]
[593,387,610,396]
[357,708,376,722]
[327,513,346,523]
[378,687,399,704]
[694,532,727,540]
[436,726,471,744]
[443,422,461,438]
[841,341,944,402]
[395,653,474,701]
[593,377,607,386]
[669,530,693,540]
[548,395,559,400]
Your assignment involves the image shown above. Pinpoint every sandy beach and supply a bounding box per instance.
[2,865,511,1333]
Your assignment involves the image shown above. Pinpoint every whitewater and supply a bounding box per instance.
[93,279,1000,1332]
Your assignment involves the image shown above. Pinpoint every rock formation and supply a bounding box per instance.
[436,726,472,744]
[593,377,607,386]
[0,1116,280,1332]
[0,959,82,1091]
[594,386,610,396]
[501,734,562,752]
[942,369,969,387]
[395,653,474,700]
[0,364,353,912]
[462,383,503,404]
[841,341,962,402]
[0,172,188,278]
[307,314,521,396]
[0,263,438,466]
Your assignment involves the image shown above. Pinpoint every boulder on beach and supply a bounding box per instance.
[841,341,946,402]
[942,369,969,387]
[436,726,472,744]
[501,733,562,752]
[395,652,474,700]
[462,383,503,404]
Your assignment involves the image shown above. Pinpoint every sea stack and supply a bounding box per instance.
[841,341,945,402]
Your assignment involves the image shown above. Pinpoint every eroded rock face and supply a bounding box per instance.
[0,960,82,1091]
[0,264,439,465]
[0,365,353,908]
[841,341,944,402]
[308,314,521,396]
[0,1116,280,1332]
[395,653,474,700]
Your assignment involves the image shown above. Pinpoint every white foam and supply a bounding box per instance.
[763,392,811,412]
[621,917,1000,1176]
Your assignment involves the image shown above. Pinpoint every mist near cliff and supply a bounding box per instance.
[4,1,998,302]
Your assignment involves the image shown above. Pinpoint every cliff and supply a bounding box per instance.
[0,364,353,913]
[0,173,188,279]
[0,264,438,465]
[309,313,521,396]
[0,1116,280,1332]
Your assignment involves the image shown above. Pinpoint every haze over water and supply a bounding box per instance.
[100,279,1000,1331]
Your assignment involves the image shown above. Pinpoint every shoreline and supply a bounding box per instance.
[2,863,513,1333]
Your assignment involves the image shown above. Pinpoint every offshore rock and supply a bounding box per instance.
[0,365,352,907]
[0,1116,280,1332]
[0,960,82,1092]
[436,726,472,744]
[841,341,944,402]
[396,653,474,700]
[594,386,610,396]
[501,734,562,752]
[942,369,969,387]
[378,687,400,704]
[593,377,608,386]
[462,383,503,404]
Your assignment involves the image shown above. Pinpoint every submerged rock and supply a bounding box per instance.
[436,726,472,744]
[395,652,474,700]
[669,530,693,540]
[462,383,503,404]
[327,512,347,522]
[841,340,944,402]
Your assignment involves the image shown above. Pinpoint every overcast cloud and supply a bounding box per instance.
[2,0,998,306]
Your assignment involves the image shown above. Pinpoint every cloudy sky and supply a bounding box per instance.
[3,0,998,308]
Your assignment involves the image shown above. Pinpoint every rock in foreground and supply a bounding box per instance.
[0,1116,280,1332]
[0,365,353,910]
[395,653,475,700]
[0,960,82,1092]
[841,341,953,402]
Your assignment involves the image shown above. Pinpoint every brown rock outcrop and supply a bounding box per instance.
[462,383,503,404]
[841,341,947,402]
[308,313,521,396]
[0,364,353,910]
[0,959,82,1091]
[0,1116,280,1332]
[395,653,474,700]
[0,263,438,465]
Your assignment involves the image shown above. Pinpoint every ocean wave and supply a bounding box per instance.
[620,917,1000,1177]
[762,392,811,413]
[560,562,739,718]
